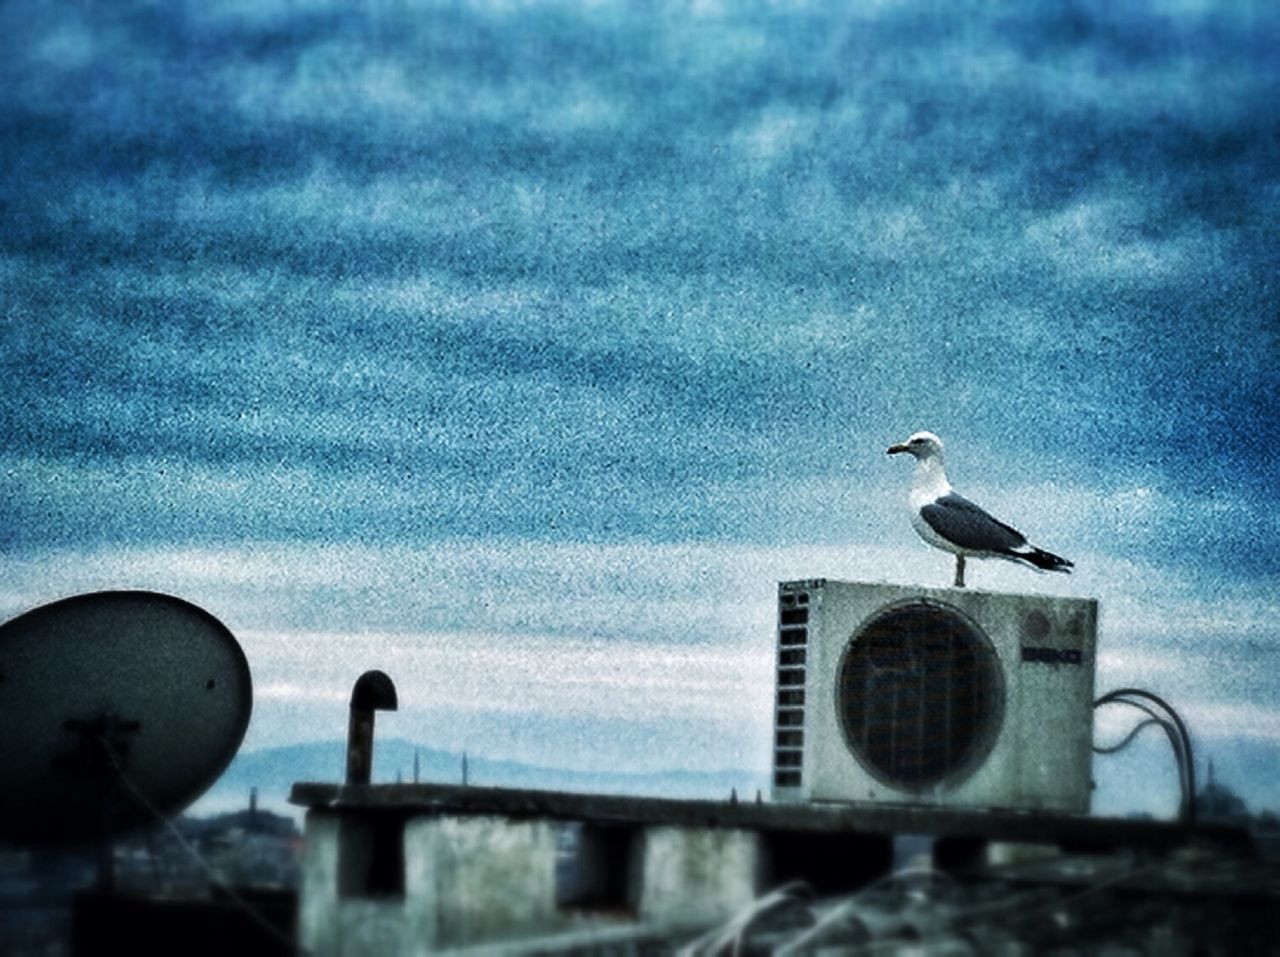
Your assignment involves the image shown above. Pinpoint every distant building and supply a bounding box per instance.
[0,790,303,957]
[1197,759,1250,824]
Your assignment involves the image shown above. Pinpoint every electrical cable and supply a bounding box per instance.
[1091,717,1165,755]
[1093,688,1196,826]
[1093,698,1188,812]
[1098,688,1196,804]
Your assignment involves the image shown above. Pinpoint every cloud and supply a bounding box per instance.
[2,536,1274,657]
[1,0,1276,795]
[2,536,1274,784]
[1025,196,1226,283]
[253,629,773,727]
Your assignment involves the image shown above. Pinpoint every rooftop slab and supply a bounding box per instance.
[289,781,1251,854]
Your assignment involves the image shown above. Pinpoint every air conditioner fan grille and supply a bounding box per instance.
[837,602,1002,791]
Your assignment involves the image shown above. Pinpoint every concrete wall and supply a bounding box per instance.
[300,811,566,956]
[403,815,561,953]
[298,812,410,957]
[634,826,762,928]
[299,810,767,955]
[298,812,341,955]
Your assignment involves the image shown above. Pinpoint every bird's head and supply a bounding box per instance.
[887,430,944,461]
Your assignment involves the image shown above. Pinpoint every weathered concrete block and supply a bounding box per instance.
[300,811,563,956]
[300,806,769,954]
[298,812,342,956]
[634,827,762,928]
[404,815,561,953]
[299,812,411,956]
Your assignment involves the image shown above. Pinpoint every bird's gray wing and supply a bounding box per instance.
[920,493,1027,552]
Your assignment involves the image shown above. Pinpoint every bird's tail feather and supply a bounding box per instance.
[1008,546,1073,573]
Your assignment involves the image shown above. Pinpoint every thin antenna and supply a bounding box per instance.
[413,749,420,784]
[461,752,469,787]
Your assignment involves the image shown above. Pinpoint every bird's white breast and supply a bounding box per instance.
[907,459,964,554]
[908,458,951,509]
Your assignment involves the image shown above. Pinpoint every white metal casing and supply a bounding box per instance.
[771,579,1097,814]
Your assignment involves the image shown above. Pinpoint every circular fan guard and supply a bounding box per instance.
[837,601,1003,791]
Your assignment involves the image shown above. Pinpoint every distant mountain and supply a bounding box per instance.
[196,732,1279,824]
[195,738,771,818]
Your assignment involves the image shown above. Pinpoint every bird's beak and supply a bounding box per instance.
[887,443,909,455]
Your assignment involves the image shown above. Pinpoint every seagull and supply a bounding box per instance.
[887,431,1073,587]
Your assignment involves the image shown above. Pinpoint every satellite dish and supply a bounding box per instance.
[0,591,252,845]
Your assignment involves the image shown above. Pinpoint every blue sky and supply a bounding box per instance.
[2,0,1277,817]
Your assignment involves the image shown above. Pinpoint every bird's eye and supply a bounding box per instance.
[910,437,923,445]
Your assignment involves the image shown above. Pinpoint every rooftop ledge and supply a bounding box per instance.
[288,780,1251,854]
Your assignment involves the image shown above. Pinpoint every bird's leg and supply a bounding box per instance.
[954,555,966,588]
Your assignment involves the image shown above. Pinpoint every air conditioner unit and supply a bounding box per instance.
[771,579,1097,814]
